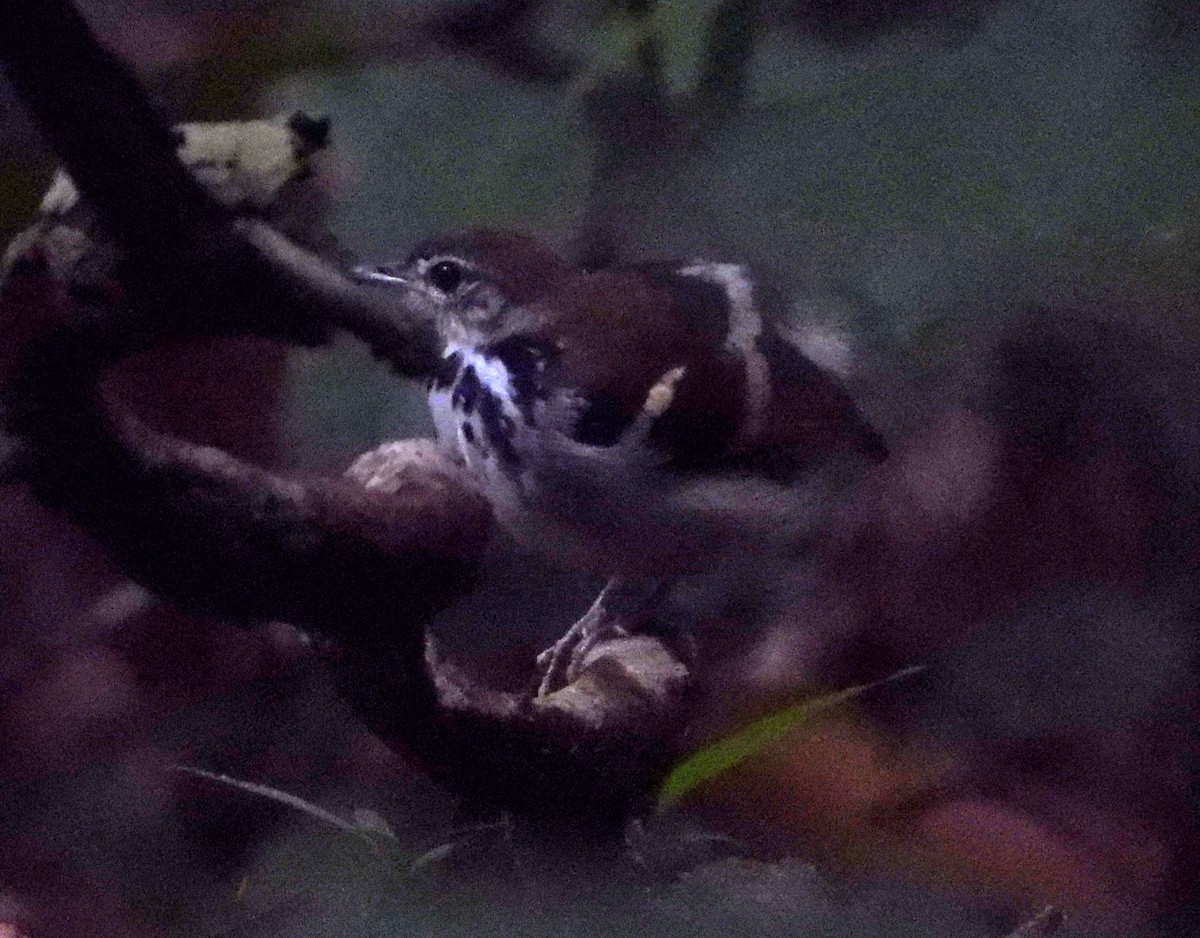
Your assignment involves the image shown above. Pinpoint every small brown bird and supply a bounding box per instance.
[354,230,887,694]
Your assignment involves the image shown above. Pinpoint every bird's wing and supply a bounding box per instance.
[488,260,886,477]
[609,260,885,470]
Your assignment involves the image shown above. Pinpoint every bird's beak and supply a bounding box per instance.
[350,264,411,287]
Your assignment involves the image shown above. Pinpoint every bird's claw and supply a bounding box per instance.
[534,578,662,697]
[535,614,628,697]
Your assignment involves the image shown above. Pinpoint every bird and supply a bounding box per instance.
[352,230,887,696]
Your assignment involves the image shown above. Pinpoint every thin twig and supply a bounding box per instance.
[1002,906,1065,938]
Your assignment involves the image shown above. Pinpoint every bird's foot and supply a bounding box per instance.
[534,578,660,697]
[535,597,626,697]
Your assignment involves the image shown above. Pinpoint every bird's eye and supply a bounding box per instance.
[427,259,465,294]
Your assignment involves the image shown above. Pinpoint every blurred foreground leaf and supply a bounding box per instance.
[657,665,923,810]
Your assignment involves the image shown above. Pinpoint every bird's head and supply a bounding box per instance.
[352,229,576,349]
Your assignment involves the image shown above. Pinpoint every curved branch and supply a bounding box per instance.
[0,0,693,826]
[4,307,488,632]
[3,292,690,824]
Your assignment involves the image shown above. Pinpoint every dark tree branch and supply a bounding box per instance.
[0,0,692,827]
[3,293,690,823]
[0,0,441,377]
[0,0,207,250]
[4,308,488,632]
[236,220,443,375]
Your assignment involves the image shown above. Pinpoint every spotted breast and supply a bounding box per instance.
[417,249,885,575]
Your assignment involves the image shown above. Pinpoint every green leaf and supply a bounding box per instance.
[656,665,924,810]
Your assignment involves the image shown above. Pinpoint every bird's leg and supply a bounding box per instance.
[535,577,663,697]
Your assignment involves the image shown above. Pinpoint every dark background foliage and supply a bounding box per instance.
[1,1,1199,935]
